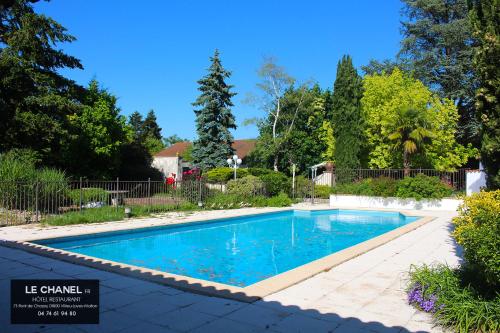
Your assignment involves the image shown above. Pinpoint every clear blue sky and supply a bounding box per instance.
[36,0,403,140]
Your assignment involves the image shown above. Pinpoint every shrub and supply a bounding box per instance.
[260,172,290,196]
[247,167,273,177]
[314,185,331,199]
[453,190,500,288]
[370,176,397,197]
[331,179,374,196]
[407,264,499,333]
[226,175,264,197]
[67,188,109,205]
[266,192,293,207]
[293,175,313,198]
[205,167,248,182]
[395,174,453,200]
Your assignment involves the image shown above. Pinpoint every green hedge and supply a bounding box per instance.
[331,174,453,200]
[205,167,248,182]
[395,174,453,200]
[260,172,290,196]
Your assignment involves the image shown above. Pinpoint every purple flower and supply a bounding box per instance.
[407,284,441,313]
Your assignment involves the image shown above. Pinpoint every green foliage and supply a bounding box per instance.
[205,167,249,182]
[0,149,38,181]
[293,175,314,198]
[370,176,398,197]
[266,192,293,207]
[0,150,68,209]
[44,203,197,226]
[143,136,164,155]
[205,193,262,209]
[388,107,434,172]
[163,134,186,147]
[66,80,133,178]
[67,188,109,205]
[331,179,375,196]
[469,0,500,189]
[260,172,290,196]
[332,55,364,174]
[142,110,162,140]
[246,168,273,177]
[407,264,499,333]
[192,50,236,169]
[205,192,292,209]
[453,190,500,287]
[331,175,451,200]
[395,174,453,200]
[400,0,479,145]
[362,69,477,171]
[226,175,264,197]
[0,0,83,167]
[313,185,331,199]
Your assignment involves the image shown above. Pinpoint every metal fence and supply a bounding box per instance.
[314,168,467,191]
[0,177,314,226]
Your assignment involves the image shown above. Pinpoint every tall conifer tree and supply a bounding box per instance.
[469,0,500,189]
[192,50,237,169]
[331,55,364,180]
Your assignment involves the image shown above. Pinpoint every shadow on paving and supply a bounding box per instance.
[0,243,436,333]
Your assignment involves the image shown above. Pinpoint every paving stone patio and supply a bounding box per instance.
[0,208,459,332]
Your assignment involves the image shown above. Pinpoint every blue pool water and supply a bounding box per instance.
[36,210,418,287]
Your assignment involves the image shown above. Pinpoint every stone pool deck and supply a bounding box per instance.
[0,206,460,332]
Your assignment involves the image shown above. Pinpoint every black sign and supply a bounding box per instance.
[11,279,99,324]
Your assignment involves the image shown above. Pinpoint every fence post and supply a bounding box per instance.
[35,181,39,223]
[198,178,203,206]
[116,177,119,211]
[311,178,315,205]
[147,178,151,212]
[79,177,83,212]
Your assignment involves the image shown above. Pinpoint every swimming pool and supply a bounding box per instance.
[35,209,418,287]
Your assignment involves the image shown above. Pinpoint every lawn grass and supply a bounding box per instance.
[44,202,199,226]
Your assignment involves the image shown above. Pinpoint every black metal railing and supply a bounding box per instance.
[0,177,315,226]
[314,168,467,191]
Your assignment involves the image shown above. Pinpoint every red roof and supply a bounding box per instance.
[154,140,256,159]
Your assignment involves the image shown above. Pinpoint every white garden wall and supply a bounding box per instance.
[329,194,462,211]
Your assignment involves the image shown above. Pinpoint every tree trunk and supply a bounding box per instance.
[273,155,279,172]
[403,150,410,177]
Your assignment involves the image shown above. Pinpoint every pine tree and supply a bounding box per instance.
[331,55,364,181]
[128,111,144,141]
[469,0,500,189]
[142,110,162,140]
[192,50,237,170]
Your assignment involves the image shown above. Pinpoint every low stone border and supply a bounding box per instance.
[1,209,433,303]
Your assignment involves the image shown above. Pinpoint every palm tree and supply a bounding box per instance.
[388,107,433,176]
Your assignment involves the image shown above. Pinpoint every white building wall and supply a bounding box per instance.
[466,169,487,196]
[152,157,182,179]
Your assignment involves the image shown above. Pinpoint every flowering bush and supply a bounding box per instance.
[453,190,500,288]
